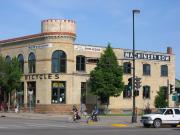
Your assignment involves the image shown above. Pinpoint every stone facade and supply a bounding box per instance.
[0,19,176,114]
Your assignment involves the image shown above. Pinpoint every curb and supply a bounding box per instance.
[111,123,128,127]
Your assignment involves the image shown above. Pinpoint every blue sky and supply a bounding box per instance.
[0,0,180,79]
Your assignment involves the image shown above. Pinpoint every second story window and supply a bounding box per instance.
[161,65,168,77]
[76,55,85,71]
[143,86,150,99]
[18,54,24,73]
[28,52,36,73]
[143,64,151,75]
[52,50,67,73]
[123,62,131,74]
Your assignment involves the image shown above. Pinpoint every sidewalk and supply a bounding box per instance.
[0,112,142,128]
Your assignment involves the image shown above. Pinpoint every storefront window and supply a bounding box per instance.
[123,85,132,98]
[28,53,36,73]
[52,81,66,104]
[81,82,86,104]
[161,86,168,100]
[27,82,36,108]
[143,86,150,99]
[16,82,24,107]
[18,54,24,73]
[52,50,67,73]
[76,55,85,71]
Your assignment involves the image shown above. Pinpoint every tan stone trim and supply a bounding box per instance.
[1,41,73,51]
[0,32,76,44]
[24,59,74,63]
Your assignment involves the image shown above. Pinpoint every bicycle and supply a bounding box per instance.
[86,112,100,124]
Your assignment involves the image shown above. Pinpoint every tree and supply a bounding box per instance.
[0,56,22,109]
[0,55,6,87]
[154,87,168,108]
[89,43,124,109]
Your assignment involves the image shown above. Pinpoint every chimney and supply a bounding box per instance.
[167,47,172,54]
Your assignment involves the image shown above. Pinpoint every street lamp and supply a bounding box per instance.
[132,9,140,123]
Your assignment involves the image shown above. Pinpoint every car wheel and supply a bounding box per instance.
[153,119,161,128]
[143,123,151,128]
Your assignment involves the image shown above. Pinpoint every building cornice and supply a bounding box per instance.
[0,32,76,45]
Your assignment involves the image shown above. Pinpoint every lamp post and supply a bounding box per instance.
[132,9,140,123]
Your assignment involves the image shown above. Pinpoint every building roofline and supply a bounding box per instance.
[0,32,76,44]
[74,43,175,55]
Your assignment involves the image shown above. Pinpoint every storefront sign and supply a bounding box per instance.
[24,73,60,80]
[124,52,170,61]
[74,45,102,52]
[28,44,52,50]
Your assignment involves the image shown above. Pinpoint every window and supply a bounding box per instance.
[5,55,11,63]
[52,81,66,104]
[161,86,168,100]
[18,54,24,73]
[143,64,151,75]
[28,53,36,73]
[123,62,131,74]
[86,57,99,64]
[161,65,168,77]
[174,109,180,114]
[123,85,132,98]
[165,109,173,115]
[16,82,24,107]
[52,50,67,73]
[143,86,150,99]
[27,81,36,107]
[76,55,85,71]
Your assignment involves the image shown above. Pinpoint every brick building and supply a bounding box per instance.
[0,19,177,114]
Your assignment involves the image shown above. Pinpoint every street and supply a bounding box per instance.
[0,117,179,135]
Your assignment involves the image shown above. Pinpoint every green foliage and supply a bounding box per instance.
[89,43,124,105]
[154,87,168,108]
[0,55,22,105]
[0,55,6,86]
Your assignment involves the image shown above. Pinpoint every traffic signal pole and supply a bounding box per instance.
[167,79,169,107]
[132,10,136,123]
[132,9,140,123]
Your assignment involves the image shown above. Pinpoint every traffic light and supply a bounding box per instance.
[134,90,139,96]
[134,77,142,90]
[170,84,174,94]
[128,77,132,91]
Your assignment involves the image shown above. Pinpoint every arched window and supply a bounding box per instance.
[143,64,151,75]
[18,54,24,73]
[123,62,131,74]
[161,65,168,77]
[28,52,36,73]
[5,55,11,63]
[52,50,67,73]
[76,55,85,71]
[143,86,150,99]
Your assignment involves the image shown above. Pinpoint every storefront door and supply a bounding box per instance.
[27,82,36,111]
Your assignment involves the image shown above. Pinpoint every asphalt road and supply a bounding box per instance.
[0,117,179,135]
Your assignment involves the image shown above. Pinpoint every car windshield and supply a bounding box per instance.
[153,109,166,114]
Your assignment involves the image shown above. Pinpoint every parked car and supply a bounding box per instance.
[140,108,180,128]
